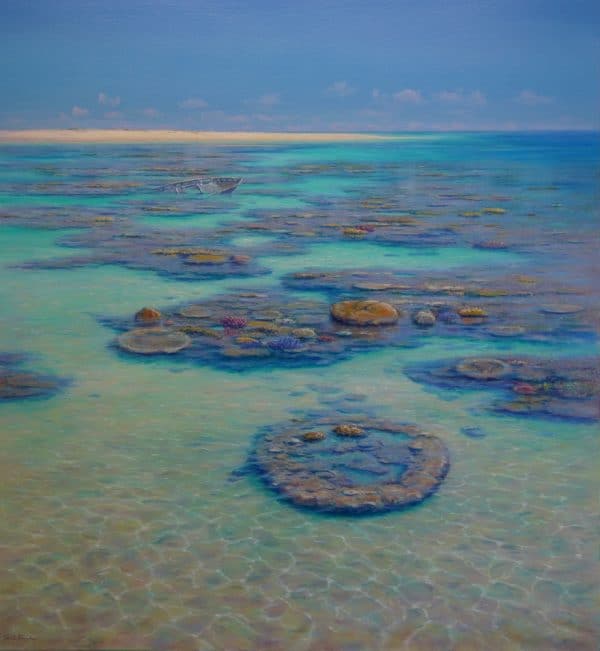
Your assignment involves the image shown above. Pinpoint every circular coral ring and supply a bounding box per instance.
[253,416,450,514]
[117,327,191,354]
[456,358,511,380]
[540,304,584,315]
[488,325,526,337]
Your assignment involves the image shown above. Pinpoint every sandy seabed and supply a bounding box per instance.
[0,129,397,144]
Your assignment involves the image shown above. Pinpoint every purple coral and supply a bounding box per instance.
[267,335,304,352]
[220,315,248,330]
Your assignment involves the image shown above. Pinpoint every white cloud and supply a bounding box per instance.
[326,81,356,97]
[182,109,253,128]
[255,113,275,122]
[1,116,25,126]
[371,88,394,103]
[359,108,387,118]
[104,111,122,119]
[256,93,281,107]
[98,92,121,107]
[393,89,423,104]
[243,93,281,109]
[142,107,161,118]
[227,114,251,124]
[470,91,487,106]
[256,93,280,107]
[515,90,553,106]
[437,90,461,103]
[71,106,89,118]
[179,97,208,109]
[436,90,487,106]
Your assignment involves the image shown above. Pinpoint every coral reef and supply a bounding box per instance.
[406,356,600,421]
[252,414,450,514]
[266,336,304,352]
[103,291,410,370]
[0,355,65,400]
[117,327,191,355]
[455,358,511,381]
[333,423,365,437]
[412,309,437,326]
[330,300,399,326]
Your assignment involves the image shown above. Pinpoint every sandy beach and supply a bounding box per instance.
[0,129,396,144]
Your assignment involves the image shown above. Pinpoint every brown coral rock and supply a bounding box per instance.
[185,252,228,265]
[134,306,162,323]
[302,431,326,442]
[330,300,399,326]
[457,306,488,318]
[333,423,365,437]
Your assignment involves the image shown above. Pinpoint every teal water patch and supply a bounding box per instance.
[138,209,247,230]
[241,193,309,211]
[0,193,118,208]
[0,225,90,264]
[258,240,524,275]
[228,234,278,248]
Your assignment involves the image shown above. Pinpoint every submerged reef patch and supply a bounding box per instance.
[0,354,66,400]
[21,226,268,281]
[283,268,599,343]
[107,290,410,370]
[0,206,131,230]
[251,413,450,514]
[406,356,600,422]
[236,202,461,247]
[235,180,532,251]
[106,268,598,370]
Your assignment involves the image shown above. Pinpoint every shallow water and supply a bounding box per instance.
[0,134,598,650]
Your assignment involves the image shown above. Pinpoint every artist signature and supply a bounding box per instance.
[0,633,36,640]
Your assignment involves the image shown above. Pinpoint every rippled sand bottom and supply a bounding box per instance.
[1,341,597,650]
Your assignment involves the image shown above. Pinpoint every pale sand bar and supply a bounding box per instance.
[0,129,397,144]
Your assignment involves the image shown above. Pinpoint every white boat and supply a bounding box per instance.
[161,177,243,194]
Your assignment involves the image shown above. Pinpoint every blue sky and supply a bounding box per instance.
[1,0,599,131]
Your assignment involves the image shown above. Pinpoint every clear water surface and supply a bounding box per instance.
[0,133,598,650]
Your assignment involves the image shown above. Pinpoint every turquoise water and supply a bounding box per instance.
[0,134,598,650]
[257,241,523,275]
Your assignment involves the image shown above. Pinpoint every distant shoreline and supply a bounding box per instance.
[0,129,398,144]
